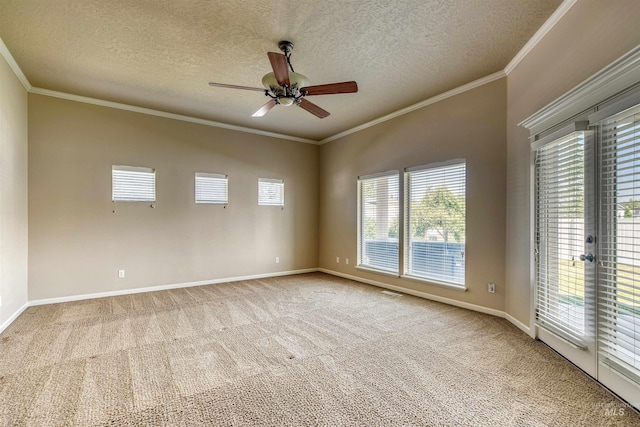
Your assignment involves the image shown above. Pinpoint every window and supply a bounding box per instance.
[195,173,228,204]
[258,178,284,206]
[112,165,155,202]
[404,160,466,286]
[357,172,399,273]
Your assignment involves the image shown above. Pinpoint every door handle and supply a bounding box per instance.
[579,253,594,263]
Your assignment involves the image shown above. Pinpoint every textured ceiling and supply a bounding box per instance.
[0,0,561,141]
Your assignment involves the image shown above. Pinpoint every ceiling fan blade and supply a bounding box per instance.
[302,81,358,96]
[267,52,290,87]
[252,99,277,117]
[299,98,330,118]
[208,82,265,92]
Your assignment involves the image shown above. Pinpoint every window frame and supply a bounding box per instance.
[258,178,284,207]
[402,159,467,289]
[195,172,228,205]
[356,170,400,275]
[112,165,156,203]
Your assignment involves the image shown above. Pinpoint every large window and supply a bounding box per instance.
[195,173,228,204]
[404,160,466,286]
[357,172,399,273]
[112,165,155,202]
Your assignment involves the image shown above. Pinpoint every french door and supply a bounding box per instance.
[535,103,640,409]
[535,129,597,377]
[596,105,640,408]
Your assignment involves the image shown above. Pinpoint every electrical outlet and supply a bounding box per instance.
[118,270,125,278]
[488,282,495,293]
[336,257,340,263]
[346,258,349,265]
[275,257,280,263]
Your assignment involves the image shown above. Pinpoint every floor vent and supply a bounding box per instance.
[381,290,403,297]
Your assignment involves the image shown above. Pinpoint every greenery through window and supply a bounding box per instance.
[404,161,466,286]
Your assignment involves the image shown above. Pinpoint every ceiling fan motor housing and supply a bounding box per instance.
[278,40,294,54]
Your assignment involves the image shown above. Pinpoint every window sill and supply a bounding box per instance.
[355,265,399,278]
[400,274,467,292]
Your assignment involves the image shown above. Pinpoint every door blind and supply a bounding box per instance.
[195,173,228,204]
[358,172,399,273]
[598,104,640,382]
[112,165,156,202]
[535,132,589,345]
[404,161,466,286]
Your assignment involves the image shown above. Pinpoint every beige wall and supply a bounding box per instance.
[319,79,507,311]
[505,0,640,325]
[28,94,318,300]
[0,54,28,327]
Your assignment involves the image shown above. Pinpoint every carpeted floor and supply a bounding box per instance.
[0,272,638,426]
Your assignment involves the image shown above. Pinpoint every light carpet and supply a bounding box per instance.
[0,272,638,426]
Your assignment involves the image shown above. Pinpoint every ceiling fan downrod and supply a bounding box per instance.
[278,40,295,72]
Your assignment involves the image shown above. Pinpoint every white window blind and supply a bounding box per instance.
[258,178,284,206]
[112,165,155,202]
[535,132,589,345]
[598,104,640,382]
[404,161,466,286]
[358,172,399,273]
[195,173,228,204]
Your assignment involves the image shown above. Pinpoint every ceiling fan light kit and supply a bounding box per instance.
[209,40,358,119]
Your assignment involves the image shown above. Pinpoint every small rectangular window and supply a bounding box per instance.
[357,171,400,273]
[258,178,284,206]
[195,173,228,204]
[404,160,466,286]
[112,165,155,202]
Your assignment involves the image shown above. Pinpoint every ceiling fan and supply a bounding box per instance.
[208,41,358,119]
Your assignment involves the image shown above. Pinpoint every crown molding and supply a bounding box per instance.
[0,35,318,144]
[519,45,640,135]
[28,87,318,145]
[318,70,506,144]
[0,37,32,91]
[1,0,577,145]
[504,0,577,75]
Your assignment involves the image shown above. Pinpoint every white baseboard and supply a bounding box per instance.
[29,268,319,306]
[504,312,532,336]
[0,302,29,334]
[319,268,533,336]
[319,268,505,317]
[4,268,534,342]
